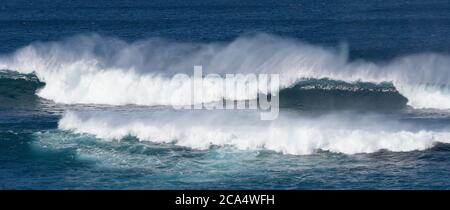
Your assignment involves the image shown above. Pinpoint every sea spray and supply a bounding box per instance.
[1,34,450,109]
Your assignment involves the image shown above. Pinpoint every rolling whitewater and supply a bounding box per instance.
[1,0,450,189]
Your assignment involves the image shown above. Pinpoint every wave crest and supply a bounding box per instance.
[1,34,450,108]
[58,110,450,155]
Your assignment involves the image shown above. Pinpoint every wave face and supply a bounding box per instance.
[279,79,408,110]
[58,109,450,155]
[0,70,44,107]
[0,34,450,109]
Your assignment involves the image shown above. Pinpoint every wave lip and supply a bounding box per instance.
[58,110,450,155]
[1,34,450,109]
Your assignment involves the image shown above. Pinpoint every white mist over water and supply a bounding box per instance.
[0,34,450,108]
[58,110,450,155]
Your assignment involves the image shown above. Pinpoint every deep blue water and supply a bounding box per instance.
[1,0,450,189]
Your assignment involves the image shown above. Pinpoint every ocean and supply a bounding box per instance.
[1,0,450,189]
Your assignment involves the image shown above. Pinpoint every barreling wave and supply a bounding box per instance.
[58,110,450,155]
[0,33,449,109]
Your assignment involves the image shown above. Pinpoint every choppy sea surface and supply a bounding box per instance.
[1,0,450,189]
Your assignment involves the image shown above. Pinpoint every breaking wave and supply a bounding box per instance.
[0,69,407,110]
[0,34,449,109]
[58,110,450,155]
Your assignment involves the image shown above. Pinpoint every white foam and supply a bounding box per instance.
[58,110,450,155]
[1,34,450,108]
